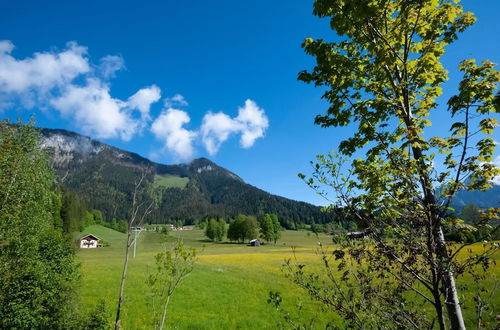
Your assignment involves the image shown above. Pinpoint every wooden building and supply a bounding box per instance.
[79,234,101,248]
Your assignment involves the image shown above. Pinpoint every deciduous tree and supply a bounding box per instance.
[147,240,197,330]
[228,214,259,243]
[293,0,500,328]
[261,213,282,244]
[114,169,156,329]
[0,121,79,329]
[205,218,217,241]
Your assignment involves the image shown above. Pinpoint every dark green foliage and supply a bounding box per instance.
[85,300,109,329]
[92,209,104,224]
[61,189,88,233]
[0,122,79,329]
[49,191,64,230]
[41,128,333,226]
[103,218,128,233]
[461,203,481,225]
[227,215,259,243]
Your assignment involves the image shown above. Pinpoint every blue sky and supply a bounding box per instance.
[0,0,499,206]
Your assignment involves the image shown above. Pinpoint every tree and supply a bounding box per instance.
[260,214,273,243]
[0,122,79,328]
[60,189,88,233]
[228,214,259,243]
[242,215,259,241]
[114,170,156,329]
[461,203,481,225]
[227,217,243,242]
[294,0,500,328]
[205,219,218,241]
[216,218,226,242]
[261,214,282,244]
[147,240,197,330]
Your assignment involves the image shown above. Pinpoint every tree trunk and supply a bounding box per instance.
[159,294,171,330]
[435,226,466,330]
[114,230,132,330]
[405,117,466,329]
[432,287,446,330]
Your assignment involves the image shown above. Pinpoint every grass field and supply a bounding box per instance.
[76,226,500,329]
[153,175,189,190]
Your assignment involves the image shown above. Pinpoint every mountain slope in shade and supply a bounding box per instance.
[450,184,500,210]
[40,128,331,226]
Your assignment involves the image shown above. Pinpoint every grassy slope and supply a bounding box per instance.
[75,226,500,329]
[153,174,189,190]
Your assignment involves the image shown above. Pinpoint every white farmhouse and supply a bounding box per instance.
[79,234,101,248]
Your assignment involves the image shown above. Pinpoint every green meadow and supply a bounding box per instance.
[153,175,189,190]
[76,225,500,329]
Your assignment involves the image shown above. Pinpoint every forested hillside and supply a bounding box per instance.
[40,128,332,226]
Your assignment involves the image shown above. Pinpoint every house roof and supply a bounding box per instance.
[80,234,101,241]
[347,231,365,235]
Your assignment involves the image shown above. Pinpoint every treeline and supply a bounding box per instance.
[41,130,337,227]
[444,203,500,243]
[203,214,281,244]
[56,188,127,234]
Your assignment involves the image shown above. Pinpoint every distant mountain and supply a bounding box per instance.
[450,184,500,211]
[40,128,332,227]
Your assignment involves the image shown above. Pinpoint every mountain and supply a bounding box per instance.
[450,184,500,211]
[40,128,332,227]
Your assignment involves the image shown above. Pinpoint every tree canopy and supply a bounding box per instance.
[260,214,281,244]
[205,218,226,242]
[227,215,259,243]
[295,0,500,328]
[0,122,80,328]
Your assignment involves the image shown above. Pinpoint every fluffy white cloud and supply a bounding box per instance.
[151,108,197,160]
[236,99,269,148]
[0,40,161,141]
[0,40,89,94]
[201,112,239,155]
[127,85,161,121]
[0,41,270,158]
[200,99,268,155]
[51,78,137,141]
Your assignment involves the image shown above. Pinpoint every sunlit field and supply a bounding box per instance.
[76,226,500,329]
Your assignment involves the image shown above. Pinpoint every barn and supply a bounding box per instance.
[249,239,261,246]
[79,234,101,248]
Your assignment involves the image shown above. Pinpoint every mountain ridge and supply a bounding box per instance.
[40,127,332,227]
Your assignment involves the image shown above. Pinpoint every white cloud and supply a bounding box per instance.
[0,40,161,141]
[51,78,138,141]
[201,112,240,155]
[200,99,269,155]
[98,55,125,79]
[0,41,270,158]
[236,99,269,148]
[0,40,89,94]
[151,108,197,160]
[164,93,188,107]
[492,155,500,185]
[127,85,161,122]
